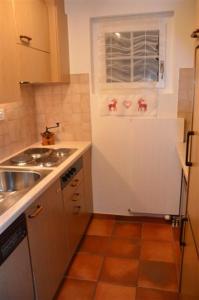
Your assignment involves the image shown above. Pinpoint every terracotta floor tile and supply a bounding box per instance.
[56,278,96,300]
[100,256,139,286]
[113,222,142,239]
[67,252,103,281]
[138,261,178,292]
[136,287,179,300]
[141,241,175,263]
[95,282,136,300]
[107,238,141,258]
[80,236,110,255]
[142,223,174,242]
[87,218,115,236]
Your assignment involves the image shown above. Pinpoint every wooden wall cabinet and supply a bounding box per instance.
[12,0,51,84]
[0,0,20,103]
[8,0,70,85]
[46,0,70,82]
[13,0,50,52]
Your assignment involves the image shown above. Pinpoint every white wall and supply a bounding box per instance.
[66,0,195,216]
[66,0,195,117]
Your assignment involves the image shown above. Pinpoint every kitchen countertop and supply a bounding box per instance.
[176,142,189,181]
[0,141,91,234]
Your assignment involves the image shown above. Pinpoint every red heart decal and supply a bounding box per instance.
[123,100,132,109]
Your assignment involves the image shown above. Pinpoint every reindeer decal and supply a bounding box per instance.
[108,99,117,111]
[138,98,147,112]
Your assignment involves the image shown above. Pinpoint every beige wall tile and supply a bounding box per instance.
[34,73,92,143]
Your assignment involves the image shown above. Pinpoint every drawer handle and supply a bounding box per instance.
[28,205,43,219]
[71,179,79,187]
[20,35,32,44]
[72,192,80,201]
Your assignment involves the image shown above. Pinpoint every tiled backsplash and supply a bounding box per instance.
[177,68,194,141]
[34,74,92,143]
[0,86,37,160]
[0,74,91,160]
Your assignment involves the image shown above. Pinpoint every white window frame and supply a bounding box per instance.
[91,14,168,93]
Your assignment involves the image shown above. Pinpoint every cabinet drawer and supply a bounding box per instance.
[62,169,83,200]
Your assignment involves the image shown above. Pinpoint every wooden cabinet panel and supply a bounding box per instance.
[83,149,93,218]
[47,0,70,82]
[64,183,86,256]
[26,180,68,300]
[13,0,50,52]
[180,218,199,299]
[17,44,50,83]
[0,0,20,103]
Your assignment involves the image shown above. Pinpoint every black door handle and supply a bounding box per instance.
[191,29,199,38]
[185,131,194,167]
[180,217,188,246]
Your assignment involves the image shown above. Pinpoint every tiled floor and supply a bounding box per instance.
[56,215,180,300]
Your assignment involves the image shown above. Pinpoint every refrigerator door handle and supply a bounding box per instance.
[180,217,188,246]
[185,131,194,167]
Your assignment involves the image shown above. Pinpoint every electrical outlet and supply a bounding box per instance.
[0,108,5,121]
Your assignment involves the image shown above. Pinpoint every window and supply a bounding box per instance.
[105,30,164,84]
[91,13,170,92]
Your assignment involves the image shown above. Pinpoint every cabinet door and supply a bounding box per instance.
[180,218,199,299]
[0,0,20,102]
[47,0,70,82]
[26,180,68,300]
[17,44,50,83]
[13,0,50,52]
[63,182,85,257]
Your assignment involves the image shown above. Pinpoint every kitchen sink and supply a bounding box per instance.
[0,170,41,192]
[0,169,51,216]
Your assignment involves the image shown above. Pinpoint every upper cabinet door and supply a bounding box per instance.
[13,0,50,52]
[47,0,70,82]
[0,0,20,102]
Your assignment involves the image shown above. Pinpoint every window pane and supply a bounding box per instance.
[106,59,131,82]
[105,32,131,58]
[133,58,159,82]
[133,30,159,57]
[133,58,145,81]
[145,58,159,81]
[133,31,146,56]
[146,30,159,56]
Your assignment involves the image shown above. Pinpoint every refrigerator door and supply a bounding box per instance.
[180,217,199,299]
[187,45,199,253]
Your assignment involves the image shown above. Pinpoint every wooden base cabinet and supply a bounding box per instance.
[26,180,68,300]
[63,151,93,258]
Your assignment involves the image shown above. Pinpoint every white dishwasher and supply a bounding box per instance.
[0,214,34,300]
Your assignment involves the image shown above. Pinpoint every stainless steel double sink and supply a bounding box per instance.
[0,169,50,216]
